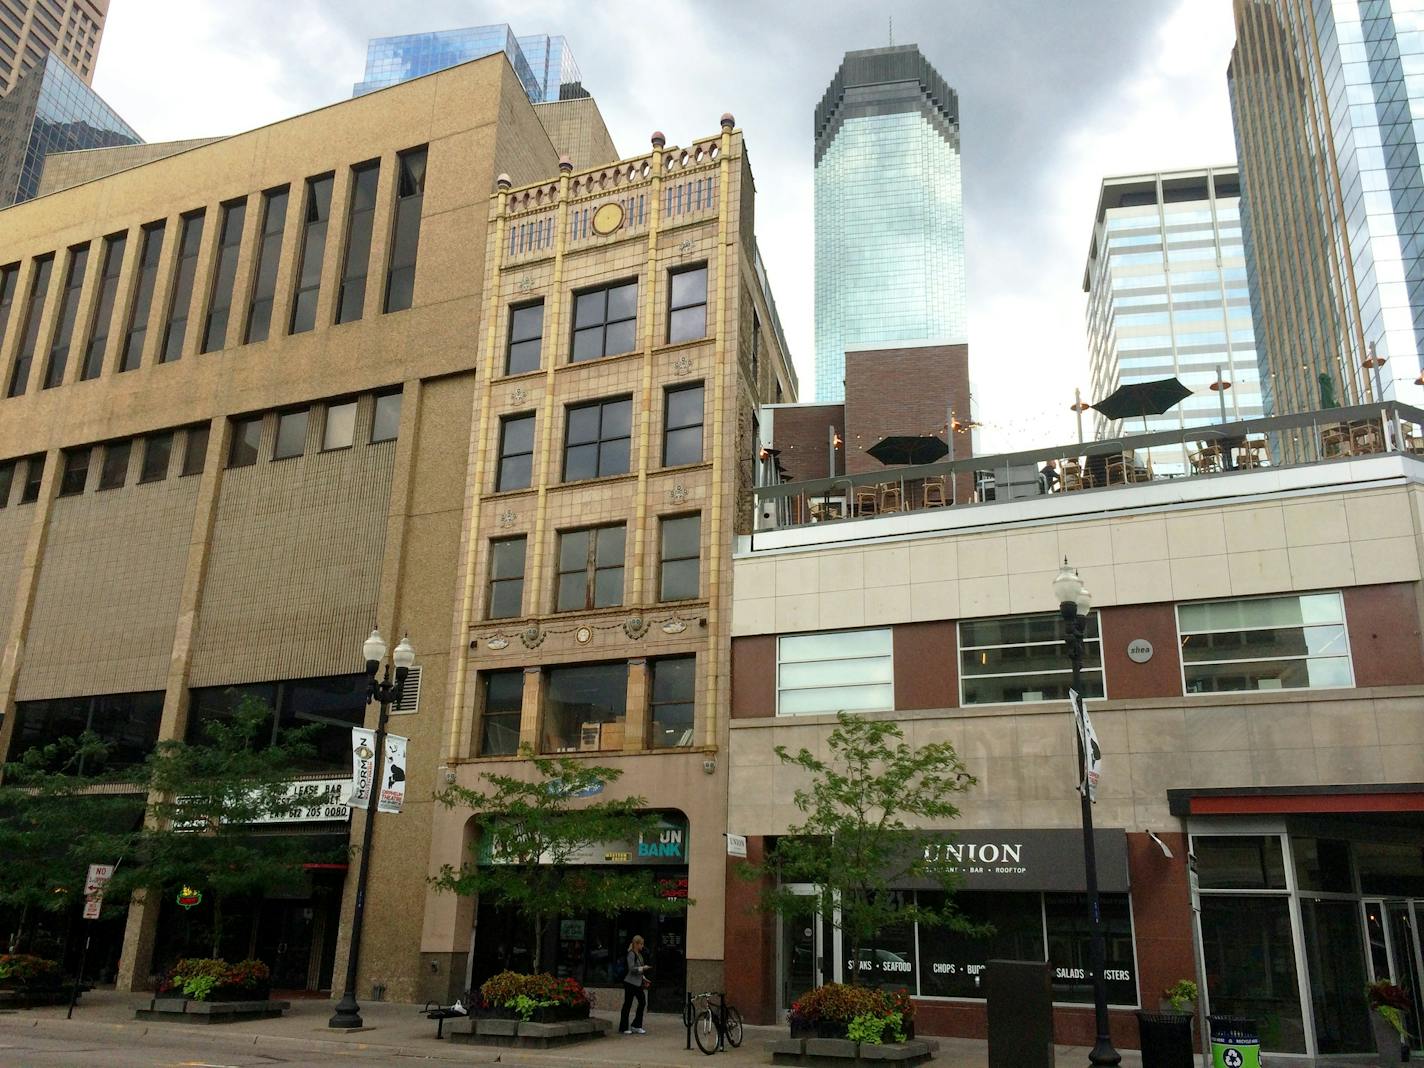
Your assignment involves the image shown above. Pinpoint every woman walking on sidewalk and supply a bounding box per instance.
[618,935,651,1034]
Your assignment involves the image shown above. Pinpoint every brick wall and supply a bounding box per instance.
[843,344,971,476]
[769,403,844,481]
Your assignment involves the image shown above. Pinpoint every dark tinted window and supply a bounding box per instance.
[384,146,427,313]
[42,244,89,388]
[571,280,637,362]
[543,662,627,754]
[1193,834,1287,890]
[497,413,535,491]
[0,460,13,507]
[140,432,172,483]
[488,536,526,619]
[202,199,247,352]
[506,301,543,374]
[290,175,333,334]
[12,692,164,772]
[663,383,704,466]
[563,397,632,481]
[245,187,288,343]
[667,264,708,343]
[273,408,308,459]
[120,223,165,372]
[659,514,700,600]
[19,455,43,503]
[0,264,19,362]
[650,656,694,748]
[59,447,89,496]
[181,424,209,476]
[98,440,131,490]
[228,416,262,468]
[556,525,625,611]
[7,254,54,397]
[371,391,401,442]
[480,670,524,756]
[187,674,367,772]
[336,161,380,324]
[160,212,205,363]
[81,234,125,380]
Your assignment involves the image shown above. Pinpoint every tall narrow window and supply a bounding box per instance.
[488,536,526,619]
[650,656,695,748]
[6,254,54,397]
[571,280,637,362]
[160,212,205,363]
[202,199,246,352]
[140,432,172,483]
[563,397,632,481]
[667,264,708,343]
[659,514,701,601]
[556,524,625,611]
[336,162,380,324]
[58,448,89,496]
[228,416,262,468]
[245,187,288,343]
[0,264,19,358]
[42,244,89,388]
[322,400,357,451]
[497,413,535,491]
[0,460,13,507]
[19,455,44,504]
[180,424,209,476]
[663,382,704,466]
[479,670,524,756]
[506,301,543,374]
[289,175,334,334]
[384,146,427,313]
[371,390,401,442]
[98,440,131,490]
[81,234,125,380]
[120,222,165,372]
[273,408,308,459]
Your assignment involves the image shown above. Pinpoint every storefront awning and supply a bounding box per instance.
[1168,783,1424,817]
[892,829,1129,894]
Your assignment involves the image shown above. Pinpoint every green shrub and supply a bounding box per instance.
[477,971,588,1011]
[157,958,271,1001]
[0,954,60,984]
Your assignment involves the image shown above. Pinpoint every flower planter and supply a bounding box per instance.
[1371,1010,1407,1066]
[476,1001,589,1023]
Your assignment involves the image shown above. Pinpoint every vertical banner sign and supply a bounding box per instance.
[1070,688,1102,802]
[378,734,408,814]
[82,863,114,920]
[349,728,376,810]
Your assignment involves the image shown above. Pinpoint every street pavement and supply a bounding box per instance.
[0,990,1150,1067]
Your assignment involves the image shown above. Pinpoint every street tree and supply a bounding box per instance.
[433,745,689,972]
[743,710,978,986]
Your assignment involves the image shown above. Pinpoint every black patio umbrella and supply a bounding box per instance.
[1091,377,1192,433]
[865,434,949,467]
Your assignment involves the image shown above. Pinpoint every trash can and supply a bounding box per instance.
[1135,1011,1193,1068]
[1208,1015,1261,1068]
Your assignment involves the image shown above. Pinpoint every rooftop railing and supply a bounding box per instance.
[753,400,1424,532]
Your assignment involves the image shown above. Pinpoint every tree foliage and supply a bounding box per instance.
[433,745,689,971]
[743,711,978,986]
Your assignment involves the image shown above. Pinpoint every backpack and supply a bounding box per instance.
[612,954,628,981]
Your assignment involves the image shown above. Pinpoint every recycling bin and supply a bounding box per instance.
[1208,1015,1260,1068]
[1135,1011,1193,1068]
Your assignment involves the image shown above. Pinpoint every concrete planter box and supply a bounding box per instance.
[136,997,290,1024]
[448,1014,611,1049]
[769,1035,937,1066]
[0,985,79,1008]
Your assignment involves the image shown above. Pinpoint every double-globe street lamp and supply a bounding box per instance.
[329,628,416,1030]
[1052,562,1121,1068]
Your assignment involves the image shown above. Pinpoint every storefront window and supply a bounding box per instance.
[959,612,1104,705]
[1292,836,1354,893]
[1193,834,1287,890]
[543,662,628,753]
[1300,897,1371,1053]
[844,896,917,990]
[1199,895,1307,1054]
[1044,893,1137,1005]
[917,891,1044,998]
[1178,591,1352,693]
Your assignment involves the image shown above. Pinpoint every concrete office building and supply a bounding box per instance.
[1230,0,1424,417]
[1084,168,1263,452]
[728,426,1424,1059]
[813,45,965,402]
[0,0,106,93]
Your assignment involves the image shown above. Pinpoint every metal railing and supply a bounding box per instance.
[753,401,1424,530]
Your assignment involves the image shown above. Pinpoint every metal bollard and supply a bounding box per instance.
[685,991,694,1051]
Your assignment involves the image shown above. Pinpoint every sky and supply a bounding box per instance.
[92,0,1240,452]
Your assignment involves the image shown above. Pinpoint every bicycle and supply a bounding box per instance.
[685,990,742,1054]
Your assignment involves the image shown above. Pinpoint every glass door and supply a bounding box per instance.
[1385,902,1424,1053]
[1300,898,1371,1053]
[778,884,823,1016]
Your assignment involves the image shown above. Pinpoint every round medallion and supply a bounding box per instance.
[592,201,624,236]
[1127,638,1154,664]
[575,625,594,645]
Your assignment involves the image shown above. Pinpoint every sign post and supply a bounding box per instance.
[70,862,116,1018]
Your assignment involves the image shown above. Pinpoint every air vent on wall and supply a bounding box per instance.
[394,665,422,714]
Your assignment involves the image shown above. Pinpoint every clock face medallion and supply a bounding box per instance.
[575,625,593,644]
[592,201,624,235]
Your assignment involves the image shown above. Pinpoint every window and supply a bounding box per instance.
[0,460,13,507]
[160,212,205,363]
[58,448,89,495]
[371,390,401,442]
[918,890,1046,998]
[659,514,700,600]
[322,400,356,451]
[11,692,164,773]
[181,424,209,476]
[290,174,334,334]
[1044,893,1137,1005]
[384,146,426,313]
[245,187,288,343]
[120,223,164,371]
[81,234,125,379]
[1193,834,1288,890]
[556,525,625,611]
[667,264,708,343]
[98,440,130,490]
[1178,592,1352,693]
[479,670,524,756]
[543,662,627,753]
[663,382,704,466]
[187,674,368,771]
[563,397,631,481]
[506,300,543,374]
[19,455,44,503]
[650,656,694,748]
[778,628,893,715]
[273,408,308,459]
[336,161,380,324]
[202,199,246,352]
[42,244,89,388]
[571,280,637,362]
[959,612,1103,705]
[228,416,261,468]
[488,536,526,619]
[7,254,53,397]
[139,432,172,483]
[497,413,535,491]
[0,264,19,360]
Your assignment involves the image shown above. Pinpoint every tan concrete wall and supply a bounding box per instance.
[532,98,619,169]
[36,139,225,198]
[0,504,30,657]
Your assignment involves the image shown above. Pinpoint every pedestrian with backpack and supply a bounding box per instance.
[618,935,651,1034]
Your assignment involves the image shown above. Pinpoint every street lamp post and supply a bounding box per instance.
[328,628,415,1030]
[1053,562,1120,1067]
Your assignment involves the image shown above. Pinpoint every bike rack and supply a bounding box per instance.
[684,991,731,1054]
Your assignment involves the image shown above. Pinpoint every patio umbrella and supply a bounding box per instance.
[1091,377,1192,434]
[865,435,949,467]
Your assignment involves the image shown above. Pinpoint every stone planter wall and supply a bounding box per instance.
[448,1014,611,1049]
[768,1035,938,1066]
[136,997,290,1024]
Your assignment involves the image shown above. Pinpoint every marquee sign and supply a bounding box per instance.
[900,829,1130,893]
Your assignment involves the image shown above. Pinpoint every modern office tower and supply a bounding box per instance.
[1230,0,1424,416]
[0,0,107,94]
[353,25,584,103]
[0,49,139,206]
[1083,167,1262,450]
[813,44,966,402]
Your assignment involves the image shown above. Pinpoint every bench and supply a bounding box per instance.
[421,999,468,1039]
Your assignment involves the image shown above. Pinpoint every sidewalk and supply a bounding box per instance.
[0,989,1146,1066]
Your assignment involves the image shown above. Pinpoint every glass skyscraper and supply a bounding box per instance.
[1229,0,1424,416]
[0,50,139,206]
[353,26,584,103]
[813,44,966,403]
[1083,167,1262,457]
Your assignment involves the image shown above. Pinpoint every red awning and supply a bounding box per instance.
[1168,784,1424,817]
